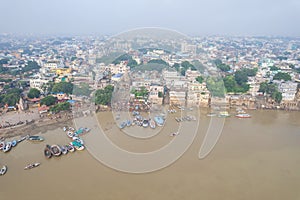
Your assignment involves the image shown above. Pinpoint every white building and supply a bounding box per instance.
[278,81,298,101]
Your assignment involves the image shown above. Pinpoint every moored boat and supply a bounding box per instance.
[154,116,164,126]
[150,120,156,129]
[24,163,40,170]
[61,145,68,155]
[28,136,44,142]
[0,141,5,150]
[3,142,12,153]
[207,112,217,117]
[17,135,29,143]
[67,131,74,138]
[0,165,7,175]
[66,144,75,152]
[44,145,52,158]
[142,120,149,128]
[50,145,62,157]
[218,111,230,118]
[11,140,17,147]
[235,113,251,118]
[119,121,127,129]
[71,141,85,151]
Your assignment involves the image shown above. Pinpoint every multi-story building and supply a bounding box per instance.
[278,81,298,101]
[148,84,164,105]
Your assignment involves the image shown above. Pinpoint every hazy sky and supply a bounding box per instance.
[0,0,299,36]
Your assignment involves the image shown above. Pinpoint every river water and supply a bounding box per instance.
[0,109,300,200]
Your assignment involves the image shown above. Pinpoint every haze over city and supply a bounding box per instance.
[0,0,299,36]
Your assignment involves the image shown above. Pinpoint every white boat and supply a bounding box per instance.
[218,111,230,118]
[150,120,156,129]
[235,113,251,118]
[0,165,7,175]
[142,120,149,128]
[74,145,85,151]
[67,131,74,138]
[3,142,12,153]
[24,163,40,170]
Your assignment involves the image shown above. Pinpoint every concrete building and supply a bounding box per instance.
[278,81,298,101]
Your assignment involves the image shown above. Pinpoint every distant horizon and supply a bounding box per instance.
[0,0,299,37]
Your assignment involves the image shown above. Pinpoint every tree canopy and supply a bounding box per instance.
[94,85,114,105]
[40,95,56,106]
[28,88,41,99]
[52,82,73,94]
[273,72,291,81]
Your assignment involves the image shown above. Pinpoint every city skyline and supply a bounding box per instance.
[0,0,299,37]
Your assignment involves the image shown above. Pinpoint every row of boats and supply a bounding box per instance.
[0,135,43,153]
[175,115,197,122]
[0,162,41,176]
[43,126,89,158]
[207,111,252,118]
[119,115,165,129]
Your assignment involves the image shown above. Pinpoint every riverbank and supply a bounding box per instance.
[0,116,73,139]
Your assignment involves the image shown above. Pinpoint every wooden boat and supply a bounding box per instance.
[66,144,75,152]
[0,141,5,150]
[50,145,62,157]
[17,135,29,143]
[3,142,12,153]
[11,140,17,147]
[61,145,68,155]
[44,145,52,158]
[28,136,44,142]
[0,165,7,175]
[24,163,40,170]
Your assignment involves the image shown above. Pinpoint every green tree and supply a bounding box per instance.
[273,72,291,81]
[50,102,71,113]
[196,76,204,83]
[234,70,248,85]
[94,85,114,105]
[52,82,73,94]
[40,96,56,106]
[28,88,41,98]
[272,91,282,103]
[258,82,268,94]
[223,75,237,93]
[206,77,225,97]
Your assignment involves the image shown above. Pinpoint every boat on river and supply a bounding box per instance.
[3,142,12,153]
[24,163,40,170]
[0,165,7,175]
[50,145,62,157]
[28,136,44,142]
[44,145,52,158]
[235,113,251,118]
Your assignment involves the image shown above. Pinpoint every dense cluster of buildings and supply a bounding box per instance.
[1,33,300,111]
